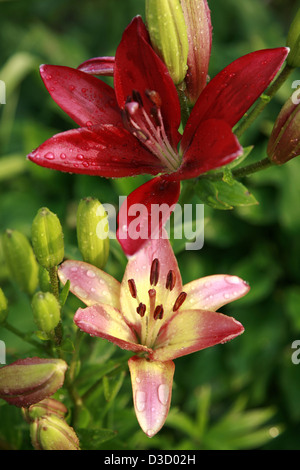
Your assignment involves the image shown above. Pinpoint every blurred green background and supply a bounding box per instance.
[1,0,300,450]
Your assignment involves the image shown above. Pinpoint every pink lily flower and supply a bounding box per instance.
[58,235,250,437]
[27,16,288,255]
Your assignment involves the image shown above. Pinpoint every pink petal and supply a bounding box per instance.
[114,16,181,147]
[74,304,151,355]
[181,47,289,150]
[27,124,164,178]
[58,260,121,308]
[183,274,250,311]
[40,64,120,127]
[120,232,183,331]
[117,176,181,256]
[152,309,244,361]
[128,356,175,437]
[170,119,242,180]
[77,56,115,76]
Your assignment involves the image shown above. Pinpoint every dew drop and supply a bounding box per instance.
[86,121,93,128]
[70,266,78,272]
[86,269,96,278]
[157,383,169,406]
[60,153,67,160]
[135,390,146,412]
[45,152,55,160]
[77,154,84,161]
[225,275,241,285]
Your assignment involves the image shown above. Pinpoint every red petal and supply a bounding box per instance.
[182,47,289,150]
[40,64,120,127]
[114,16,181,147]
[169,119,242,180]
[117,177,181,257]
[27,124,164,178]
[77,56,115,76]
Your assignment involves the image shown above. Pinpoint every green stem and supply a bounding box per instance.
[48,266,60,300]
[177,83,190,129]
[202,157,273,182]
[3,322,42,349]
[234,63,294,139]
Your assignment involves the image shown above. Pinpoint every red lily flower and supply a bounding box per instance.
[27,16,288,255]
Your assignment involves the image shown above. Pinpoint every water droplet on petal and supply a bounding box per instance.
[45,152,55,160]
[135,390,146,412]
[86,269,96,278]
[225,275,241,285]
[157,383,169,406]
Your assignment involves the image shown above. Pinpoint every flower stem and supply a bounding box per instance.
[234,63,294,139]
[48,266,60,300]
[202,157,273,182]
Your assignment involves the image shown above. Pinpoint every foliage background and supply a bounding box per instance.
[0,0,300,450]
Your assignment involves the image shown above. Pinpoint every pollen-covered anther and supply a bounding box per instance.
[153,304,164,320]
[150,258,160,286]
[128,279,137,299]
[136,302,146,317]
[173,292,187,312]
[166,270,176,291]
[145,89,162,108]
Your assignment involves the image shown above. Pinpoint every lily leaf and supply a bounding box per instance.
[196,178,258,210]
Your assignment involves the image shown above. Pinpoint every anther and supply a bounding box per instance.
[153,304,164,320]
[132,89,143,107]
[128,279,137,299]
[166,270,176,291]
[136,302,146,317]
[150,258,160,286]
[173,292,187,311]
[145,89,162,107]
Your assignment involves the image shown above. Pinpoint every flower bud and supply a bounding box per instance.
[77,197,109,269]
[267,91,300,164]
[181,0,212,104]
[2,229,39,295]
[31,291,61,336]
[23,398,68,423]
[286,8,300,68]
[0,357,67,407]
[0,287,8,324]
[31,207,64,269]
[29,414,80,450]
[145,0,189,84]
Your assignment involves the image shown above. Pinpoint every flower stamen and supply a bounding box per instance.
[150,258,160,286]
[173,292,187,311]
[128,278,137,298]
[166,270,176,291]
[153,304,164,320]
[136,302,146,317]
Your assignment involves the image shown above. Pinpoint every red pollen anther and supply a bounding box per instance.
[136,302,146,317]
[153,304,164,320]
[173,292,187,311]
[150,258,160,286]
[166,270,176,291]
[145,89,162,108]
[128,279,137,298]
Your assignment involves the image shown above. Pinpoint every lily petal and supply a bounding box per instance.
[74,304,151,355]
[58,260,121,308]
[27,124,164,178]
[170,119,242,180]
[181,47,289,150]
[114,16,181,147]
[120,231,182,331]
[39,64,120,127]
[117,176,181,256]
[152,309,244,361]
[77,56,115,76]
[128,356,175,437]
[183,274,250,311]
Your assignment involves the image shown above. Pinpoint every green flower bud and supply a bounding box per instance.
[30,415,80,450]
[145,0,189,84]
[23,398,68,423]
[77,197,109,269]
[31,291,61,336]
[0,357,67,407]
[2,229,39,295]
[31,207,64,269]
[0,287,8,324]
[287,8,300,68]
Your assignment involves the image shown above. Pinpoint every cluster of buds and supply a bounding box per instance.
[145,0,211,103]
[23,398,80,450]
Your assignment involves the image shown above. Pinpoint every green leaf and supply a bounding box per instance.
[76,428,117,450]
[196,178,258,210]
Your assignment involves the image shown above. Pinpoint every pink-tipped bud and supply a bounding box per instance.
[267,89,300,164]
[0,357,67,407]
[180,0,212,105]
